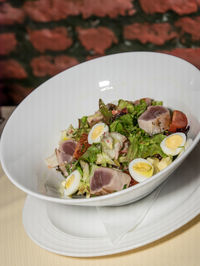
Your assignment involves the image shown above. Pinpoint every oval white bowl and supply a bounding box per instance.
[0,52,200,206]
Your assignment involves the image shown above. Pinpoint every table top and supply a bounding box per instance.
[0,164,200,266]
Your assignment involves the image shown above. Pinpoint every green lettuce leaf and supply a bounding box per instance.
[80,144,101,163]
[99,99,112,124]
[151,100,163,106]
[110,114,134,136]
[118,99,134,113]
[78,116,89,128]
[132,100,148,119]
[123,131,167,162]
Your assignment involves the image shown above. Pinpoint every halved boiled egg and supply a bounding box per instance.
[129,158,154,183]
[88,122,109,144]
[62,170,81,196]
[160,132,186,156]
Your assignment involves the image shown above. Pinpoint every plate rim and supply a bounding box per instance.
[22,183,200,257]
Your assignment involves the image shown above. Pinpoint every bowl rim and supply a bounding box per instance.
[1,51,200,204]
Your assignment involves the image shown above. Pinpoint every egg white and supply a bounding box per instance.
[160,132,186,156]
[88,122,109,144]
[178,138,193,157]
[129,158,154,183]
[63,170,81,196]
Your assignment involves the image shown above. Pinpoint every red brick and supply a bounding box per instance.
[28,27,73,53]
[80,0,135,18]
[0,3,25,25]
[162,48,200,69]
[124,23,177,45]
[24,0,135,22]
[8,84,34,105]
[31,55,79,77]
[139,0,198,15]
[0,33,17,55]
[77,27,118,54]
[175,17,200,41]
[0,60,27,79]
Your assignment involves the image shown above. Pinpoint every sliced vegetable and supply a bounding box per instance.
[169,110,188,132]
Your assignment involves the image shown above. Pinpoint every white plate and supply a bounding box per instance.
[23,144,200,257]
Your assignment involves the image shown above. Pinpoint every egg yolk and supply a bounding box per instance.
[133,162,153,178]
[65,175,75,189]
[91,125,104,140]
[165,135,183,150]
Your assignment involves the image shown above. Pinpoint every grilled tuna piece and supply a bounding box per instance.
[87,110,103,127]
[55,139,77,176]
[90,167,131,195]
[138,105,171,135]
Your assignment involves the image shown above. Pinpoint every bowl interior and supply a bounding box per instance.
[1,52,200,203]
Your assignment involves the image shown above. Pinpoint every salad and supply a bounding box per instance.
[46,98,192,198]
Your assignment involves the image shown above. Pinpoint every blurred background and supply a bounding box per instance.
[0,0,200,106]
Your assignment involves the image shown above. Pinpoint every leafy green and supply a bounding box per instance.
[80,144,101,163]
[126,135,139,161]
[110,100,149,136]
[110,120,124,135]
[152,100,163,106]
[99,99,112,124]
[118,99,134,113]
[65,160,80,176]
[96,152,116,166]
[76,165,83,176]
[80,160,90,183]
[72,116,90,141]
[123,130,167,162]
[132,100,148,119]
[77,161,91,198]
[110,114,134,136]
[79,116,88,128]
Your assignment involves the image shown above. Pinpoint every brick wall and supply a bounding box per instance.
[0,0,200,105]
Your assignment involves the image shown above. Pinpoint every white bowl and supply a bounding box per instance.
[1,52,200,206]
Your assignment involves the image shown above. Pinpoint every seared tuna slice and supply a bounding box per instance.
[138,106,171,135]
[87,110,103,127]
[90,167,131,195]
[56,139,77,176]
[59,139,77,160]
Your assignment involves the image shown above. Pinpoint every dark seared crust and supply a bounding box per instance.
[140,106,168,121]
